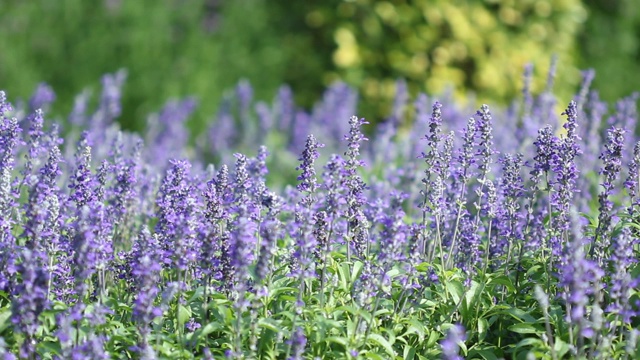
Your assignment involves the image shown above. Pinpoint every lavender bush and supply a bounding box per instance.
[0,66,639,359]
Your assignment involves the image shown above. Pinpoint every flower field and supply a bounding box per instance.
[0,68,639,359]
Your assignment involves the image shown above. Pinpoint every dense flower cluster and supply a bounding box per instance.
[0,68,638,359]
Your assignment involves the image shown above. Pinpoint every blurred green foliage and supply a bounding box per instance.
[308,0,587,119]
[579,0,640,103]
[0,0,636,133]
[0,0,289,132]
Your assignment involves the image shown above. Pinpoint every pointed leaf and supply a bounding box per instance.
[368,333,396,357]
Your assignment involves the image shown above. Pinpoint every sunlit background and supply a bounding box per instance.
[0,0,638,133]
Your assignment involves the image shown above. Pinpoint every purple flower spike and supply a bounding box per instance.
[550,101,582,240]
[455,117,477,185]
[475,104,495,176]
[296,135,324,200]
[156,159,198,273]
[12,248,49,359]
[625,142,640,214]
[132,228,163,344]
[343,116,369,259]
[591,127,625,264]
[68,133,94,209]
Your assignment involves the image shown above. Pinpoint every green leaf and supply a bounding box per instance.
[487,276,516,294]
[37,340,62,356]
[258,318,282,333]
[0,307,11,334]
[325,336,349,348]
[497,307,537,323]
[515,337,545,348]
[554,336,570,358]
[403,345,416,360]
[361,351,385,360]
[468,347,500,360]
[414,262,432,272]
[445,280,464,304]
[269,286,298,298]
[367,333,396,357]
[401,319,426,341]
[338,263,350,292]
[177,304,192,325]
[508,323,544,334]
[477,318,488,342]
[335,305,360,318]
[199,322,221,337]
[187,286,205,302]
[351,261,364,283]
[425,329,440,348]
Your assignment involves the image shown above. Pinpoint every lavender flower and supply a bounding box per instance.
[201,179,223,279]
[625,142,640,214]
[185,318,201,332]
[446,117,477,267]
[420,101,443,213]
[475,104,495,177]
[559,213,604,355]
[23,145,62,256]
[550,101,582,254]
[132,228,163,344]
[457,213,482,284]
[69,132,94,208]
[11,248,49,359]
[495,154,524,259]
[377,191,409,269]
[312,210,329,263]
[249,145,269,185]
[212,165,234,290]
[591,127,625,264]
[0,94,21,291]
[455,117,477,187]
[321,154,346,222]
[296,135,323,198]
[607,228,636,327]
[110,138,141,238]
[292,135,324,277]
[0,93,21,172]
[155,159,198,272]
[229,215,257,294]
[343,116,369,259]
[531,125,558,178]
[255,213,280,283]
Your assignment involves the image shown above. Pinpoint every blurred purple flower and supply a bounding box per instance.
[441,324,466,360]
[29,82,56,111]
[287,327,306,360]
